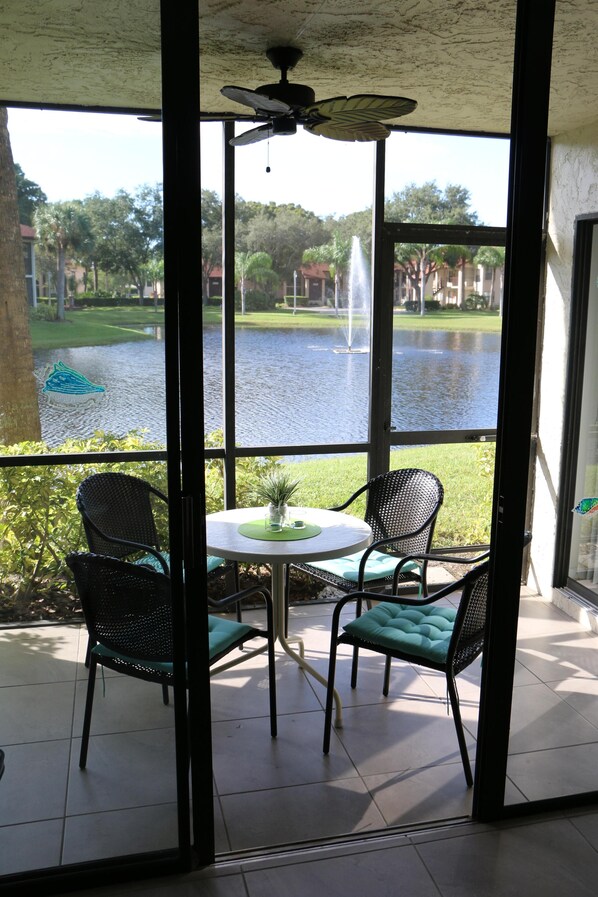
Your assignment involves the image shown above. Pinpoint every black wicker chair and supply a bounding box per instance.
[285,469,444,630]
[67,552,277,769]
[322,550,490,786]
[76,470,239,599]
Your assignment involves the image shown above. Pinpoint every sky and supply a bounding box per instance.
[7,107,510,226]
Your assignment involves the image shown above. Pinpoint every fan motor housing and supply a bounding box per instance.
[271,118,297,136]
[255,82,315,108]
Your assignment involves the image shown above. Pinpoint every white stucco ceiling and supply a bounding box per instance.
[0,1,596,137]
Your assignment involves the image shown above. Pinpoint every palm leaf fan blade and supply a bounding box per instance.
[229,124,275,146]
[305,94,417,124]
[220,85,291,115]
[304,120,391,142]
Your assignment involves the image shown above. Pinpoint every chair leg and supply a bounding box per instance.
[323,607,344,754]
[80,657,98,769]
[323,641,340,754]
[350,645,360,688]
[234,562,242,622]
[383,656,392,696]
[447,674,473,787]
[265,598,277,737]
[162,684,169,705]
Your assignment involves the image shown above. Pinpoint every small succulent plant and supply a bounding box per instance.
[254,469,301,507]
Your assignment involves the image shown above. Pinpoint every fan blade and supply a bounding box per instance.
[139,112,263,123]
[221,85,291,115]
[304,94,417,124]
[304,120,391,142]
[229,123,275,147]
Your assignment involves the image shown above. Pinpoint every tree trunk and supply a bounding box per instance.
[419,255,426,316]
[0,107,42,445]
[56,246,66,321]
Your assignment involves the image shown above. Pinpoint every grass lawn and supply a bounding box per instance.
[30,304,501,350]
[30,306,165,350]
[285,442,494,547]
[206,306,501,333]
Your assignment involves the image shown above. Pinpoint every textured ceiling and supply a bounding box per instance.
[0,1,596,137]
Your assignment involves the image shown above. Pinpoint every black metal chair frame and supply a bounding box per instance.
[322,549,490,787]
[285,468,444,633]
[67,552,277,769]
[76,470,240,608]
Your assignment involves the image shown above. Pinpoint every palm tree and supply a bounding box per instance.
[0,107,41,444]
[234,251,277,315]
[34,201,92,321]
[475,245,506,312]
[394,241,444,315]
[303,232,351,314]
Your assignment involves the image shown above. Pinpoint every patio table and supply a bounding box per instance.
[206,505,372,725]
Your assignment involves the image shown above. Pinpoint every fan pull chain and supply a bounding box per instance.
[266,138,271,173]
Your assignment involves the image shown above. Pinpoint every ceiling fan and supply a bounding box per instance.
[220,46,417,146]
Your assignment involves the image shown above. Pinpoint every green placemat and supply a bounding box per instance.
[238,519,322,541]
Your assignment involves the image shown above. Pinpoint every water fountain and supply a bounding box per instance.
[333,235,371,354]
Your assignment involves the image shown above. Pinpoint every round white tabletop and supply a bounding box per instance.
[206,506,371,565]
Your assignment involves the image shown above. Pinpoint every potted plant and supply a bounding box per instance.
[254,469,301,529]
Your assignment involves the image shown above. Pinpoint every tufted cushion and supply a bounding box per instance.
[137,551,170,573]
[92,615,255,670]
[137,552,226,575]
[307,549,419,583]
[343,601,456,664]
[207,615,255,657]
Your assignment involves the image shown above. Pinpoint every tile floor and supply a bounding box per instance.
[2,584,598,890]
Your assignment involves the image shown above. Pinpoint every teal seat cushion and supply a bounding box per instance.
[207,615,255,658]
[207,555,226,574]
[137,551,170,573]
[137,552,226,575]
[92,643,173,674]
[92,615,255,670]
[343,602,456,664]
[307,549,420,583]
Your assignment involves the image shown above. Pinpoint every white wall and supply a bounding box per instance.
[531,119,598,600]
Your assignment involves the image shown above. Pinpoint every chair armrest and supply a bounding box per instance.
[338,560,489,617]
[392,549,490,592]
[208,584,272,612]
[354,510,443,587]
[82,512,170,575]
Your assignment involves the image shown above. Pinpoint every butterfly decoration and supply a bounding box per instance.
[572,497,598,516]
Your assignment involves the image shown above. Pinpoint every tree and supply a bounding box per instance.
[475,245,505,312]
[201,189,222,301]
[329,208,373,257]
[303,232,352,314]
[234,250,277,315]
[244,203,329,286]
[34,201,92,320]
[386,181,479,314]
[0,108,41,444]
[440,244,476,307]
[14,162,47,225]
[82,185,163,302]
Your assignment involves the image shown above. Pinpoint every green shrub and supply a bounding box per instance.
[234,290,278,312]
[464,292,489,310]
[283,295,310,308]
[0,429,280,620]
[403,299,441,312]
[29,304,57,322]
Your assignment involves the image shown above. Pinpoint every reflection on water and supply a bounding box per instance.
[35,326,500,448]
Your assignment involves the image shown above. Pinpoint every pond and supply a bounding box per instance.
[34,325,500,450]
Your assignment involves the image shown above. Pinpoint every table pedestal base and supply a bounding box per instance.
[273,563,343,727]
